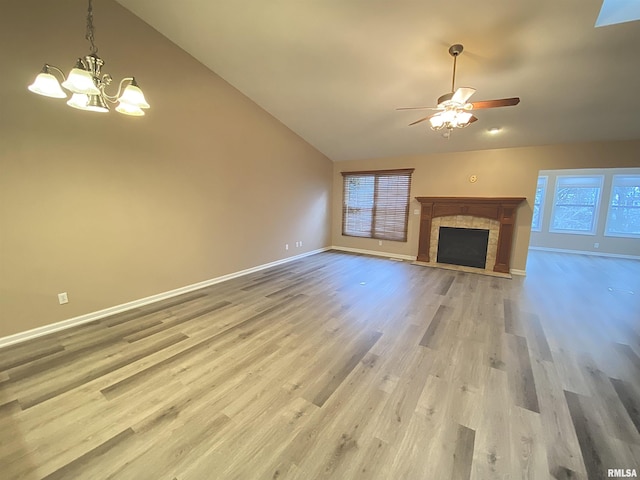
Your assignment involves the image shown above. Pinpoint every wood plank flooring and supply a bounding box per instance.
[1,250,639,479]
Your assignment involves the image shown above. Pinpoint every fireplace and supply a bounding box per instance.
[437,227,489,269]
[415,197,525,274]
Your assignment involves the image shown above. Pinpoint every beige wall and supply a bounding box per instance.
[0,0,333,338]
[332,140,640,271]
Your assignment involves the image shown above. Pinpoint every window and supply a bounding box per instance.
[531,176,547,232]
[605,175,640,238]
[342,169,414,241]
[550,175,603,234]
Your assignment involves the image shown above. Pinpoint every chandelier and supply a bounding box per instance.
[28,0,150,116]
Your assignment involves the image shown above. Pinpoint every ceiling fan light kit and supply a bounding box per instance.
[27,0,150,116]
[398,44,520,138]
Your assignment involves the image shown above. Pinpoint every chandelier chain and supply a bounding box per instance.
[85,0,98,55]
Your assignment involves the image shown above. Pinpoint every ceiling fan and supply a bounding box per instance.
[398,44,520,137]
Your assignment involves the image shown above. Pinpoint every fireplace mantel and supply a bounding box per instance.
[415,196,525,273]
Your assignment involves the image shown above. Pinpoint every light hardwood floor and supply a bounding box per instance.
[1,250,639,479]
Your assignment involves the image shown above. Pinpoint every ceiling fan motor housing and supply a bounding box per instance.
[437,92,454,106]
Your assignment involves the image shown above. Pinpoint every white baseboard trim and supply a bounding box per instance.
[510,269,527,276]
[0,248,330,350]
[529,246,640,260]
[330,245,416,262]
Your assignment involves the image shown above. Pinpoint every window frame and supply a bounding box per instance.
[549,175,604,235]
[604,174,640,239]
[341,168,414,242]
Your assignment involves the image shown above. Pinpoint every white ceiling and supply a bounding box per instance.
[116,0,640,161]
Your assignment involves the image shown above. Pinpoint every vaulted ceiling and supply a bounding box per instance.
[116,0,640,161]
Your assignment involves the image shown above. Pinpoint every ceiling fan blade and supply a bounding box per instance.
[396,106,440,111]
[470,97,520,109]
[408,114,436,126]
[468,115,478,124]
[451,87,476,104]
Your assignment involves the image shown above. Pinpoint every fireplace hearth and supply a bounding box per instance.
[437,227,489,269]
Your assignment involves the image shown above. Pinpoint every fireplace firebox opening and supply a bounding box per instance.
[437,226,490,269]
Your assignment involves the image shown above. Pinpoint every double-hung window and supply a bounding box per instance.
[341,169,414,242]
[550,175,603,235]
[605,175,640,238]
[531,176,547,232]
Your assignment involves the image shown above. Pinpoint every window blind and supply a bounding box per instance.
[341,169,414,242]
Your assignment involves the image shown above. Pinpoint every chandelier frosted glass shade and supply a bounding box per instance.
[66,93,109,113]
[115,102,145,116]
[61,65,101,95]
[66,93,90,110]
[27,70,67,99]
[117,82,150,109]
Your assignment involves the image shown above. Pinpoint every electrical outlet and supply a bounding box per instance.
[378,240,383,246]
[299,240,303,247]
[285,244,289,250]
[58,292,68,305]
[594,242,599,248]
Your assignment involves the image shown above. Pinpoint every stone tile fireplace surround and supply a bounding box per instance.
[415,197,526,275]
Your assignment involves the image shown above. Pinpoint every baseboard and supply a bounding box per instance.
[529,246,640,260]
[0,247,330,350]
[330,246,416,262]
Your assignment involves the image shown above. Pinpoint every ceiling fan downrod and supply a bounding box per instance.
[448,44,463,93]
